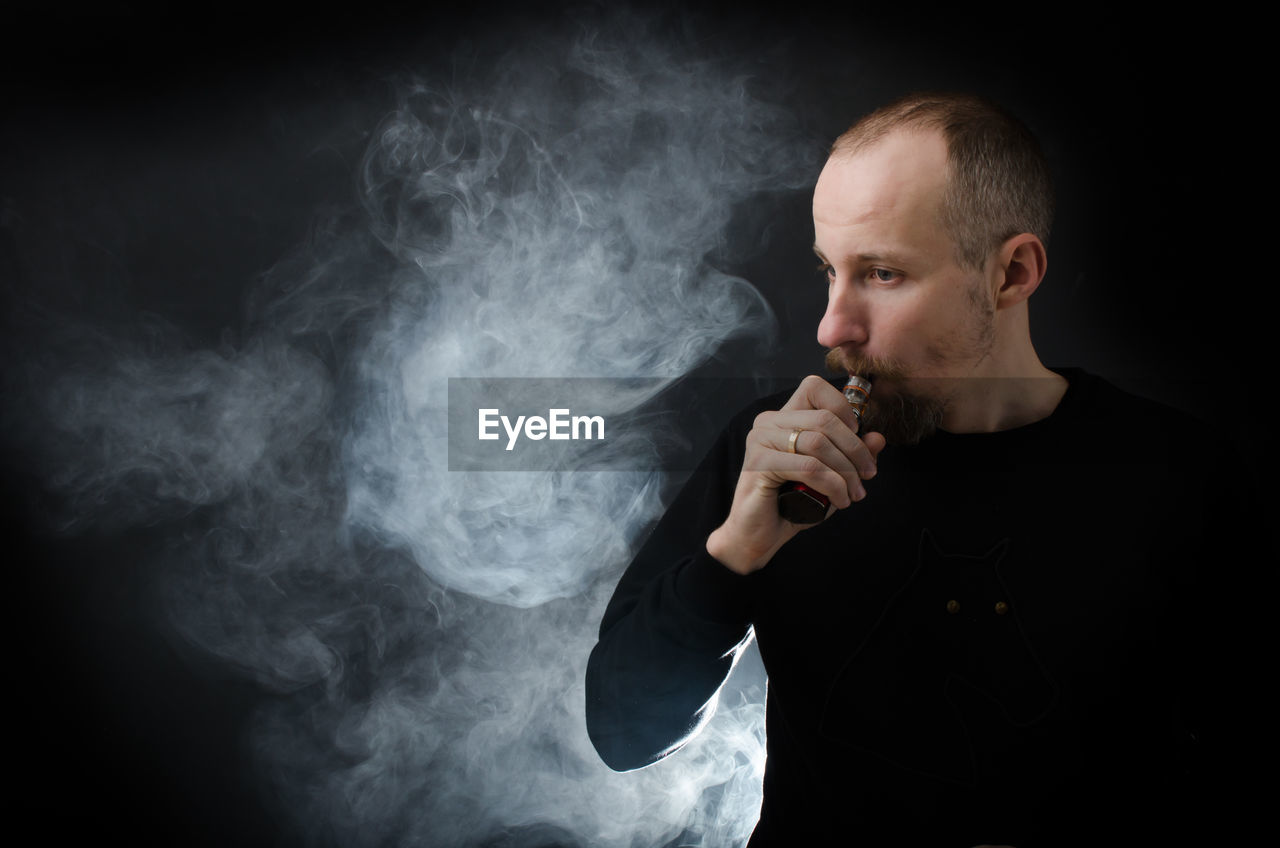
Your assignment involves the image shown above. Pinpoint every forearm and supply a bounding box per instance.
[585,549,752,771]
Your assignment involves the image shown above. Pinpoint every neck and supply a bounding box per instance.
[939,332,1068,434]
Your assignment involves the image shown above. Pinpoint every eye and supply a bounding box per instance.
[870,268,901,284]
[816,262,836,284]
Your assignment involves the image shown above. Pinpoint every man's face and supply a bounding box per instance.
[813,129,994,442]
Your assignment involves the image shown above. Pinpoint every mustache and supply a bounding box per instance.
[824,349,910,382]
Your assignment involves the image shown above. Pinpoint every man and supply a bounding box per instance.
[586,93,1251,845]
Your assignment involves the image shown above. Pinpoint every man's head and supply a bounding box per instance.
[829,92,1053,271]
[814,93,1056,443]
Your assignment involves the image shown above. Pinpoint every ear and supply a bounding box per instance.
[992,233,1047,310]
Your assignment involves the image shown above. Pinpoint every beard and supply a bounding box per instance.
[825,348,947,445]
[861,384,947,446]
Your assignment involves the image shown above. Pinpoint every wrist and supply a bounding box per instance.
[706,523,773,575]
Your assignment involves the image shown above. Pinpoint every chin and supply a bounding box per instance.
[863,383,947,446]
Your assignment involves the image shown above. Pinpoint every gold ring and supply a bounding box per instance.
[787,427,804,454]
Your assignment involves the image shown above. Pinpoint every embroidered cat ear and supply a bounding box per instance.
[982,537,1010,563]
[920,526,941,557]
[917,528,1009,565]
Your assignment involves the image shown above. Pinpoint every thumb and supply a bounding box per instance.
[862,431,887,459]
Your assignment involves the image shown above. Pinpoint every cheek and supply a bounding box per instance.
[875,293,937,354]
[882,290,979,371]
[922,291,993,365]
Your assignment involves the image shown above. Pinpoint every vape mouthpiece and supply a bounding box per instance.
[843,375,871,423]
[777,375,872,525]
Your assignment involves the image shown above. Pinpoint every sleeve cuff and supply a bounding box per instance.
[673,548,754,628]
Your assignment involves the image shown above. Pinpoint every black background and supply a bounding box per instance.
[3,3,1267,845]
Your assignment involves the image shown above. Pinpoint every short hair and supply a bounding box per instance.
[830,92,1053,271]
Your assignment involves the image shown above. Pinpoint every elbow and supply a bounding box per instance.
[584,649,682,772]
[586,715,654,773]
[586,697,710,772]
[586,706,695,772]
[584,668,660,772]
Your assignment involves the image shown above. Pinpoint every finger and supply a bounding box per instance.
[779,375,864,435]
[791,430,865,502]
[860,431,887,476]
[746,424,865,504]
[760,449,859,508]
[760,408,878,482]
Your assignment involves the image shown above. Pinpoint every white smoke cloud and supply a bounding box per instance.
[6,6,819,846]
[343,35,803,606]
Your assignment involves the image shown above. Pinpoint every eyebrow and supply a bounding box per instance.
[812,243,908,266]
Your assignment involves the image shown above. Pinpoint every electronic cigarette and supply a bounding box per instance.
[776,375,872,524]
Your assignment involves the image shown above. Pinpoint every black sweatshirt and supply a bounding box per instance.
[586,369,1262,846]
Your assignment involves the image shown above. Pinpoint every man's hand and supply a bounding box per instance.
[705,375,885,575]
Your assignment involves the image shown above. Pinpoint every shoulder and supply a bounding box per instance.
[1055,367,1203,456]
[720,376,842,436]
[677,378,818,485]
[726,387,794,431]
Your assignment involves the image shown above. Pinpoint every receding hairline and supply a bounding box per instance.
[818,125,951,204]
[827,122,946,162]
[827,92,1014,157]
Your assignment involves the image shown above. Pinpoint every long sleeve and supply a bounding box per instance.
[585,409,759,772]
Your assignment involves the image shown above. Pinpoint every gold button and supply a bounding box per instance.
[946,599,960,614]
[994,601,1009,615]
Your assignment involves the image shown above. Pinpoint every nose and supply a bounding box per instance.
[816,277,869,350]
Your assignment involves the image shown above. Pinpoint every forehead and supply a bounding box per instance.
[812,128,949,233]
